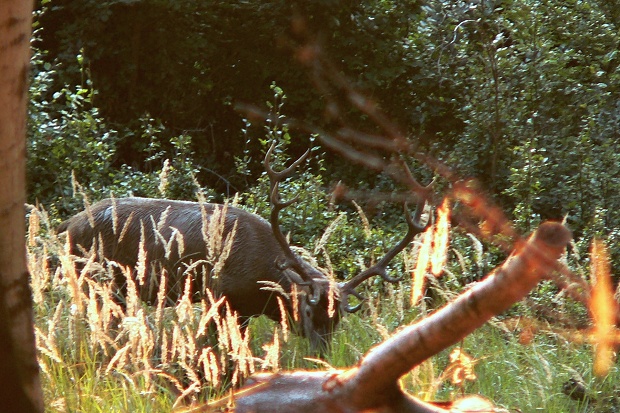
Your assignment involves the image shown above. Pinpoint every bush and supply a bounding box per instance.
[28,45,209,219]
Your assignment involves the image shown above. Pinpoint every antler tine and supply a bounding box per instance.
[263,141,316,286]
[340,194,429,313]
[264,141,310,182]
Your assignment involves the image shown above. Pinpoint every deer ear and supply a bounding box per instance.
[280,267,321,305]
[280,267,307,286]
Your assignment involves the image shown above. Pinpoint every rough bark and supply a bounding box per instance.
[232,222,571,412]
[0,1,44,411]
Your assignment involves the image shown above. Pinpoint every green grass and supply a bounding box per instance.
[27,205,619,413]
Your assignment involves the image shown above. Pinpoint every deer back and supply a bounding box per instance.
[58,197,300,318]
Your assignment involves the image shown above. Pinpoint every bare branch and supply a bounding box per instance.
[230,222,571,412]
[347,221,572,396]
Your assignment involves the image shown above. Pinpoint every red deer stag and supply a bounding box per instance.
[56,142,429,351]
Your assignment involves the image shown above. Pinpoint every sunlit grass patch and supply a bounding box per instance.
[26,203,620,413]
[28,204,271,408]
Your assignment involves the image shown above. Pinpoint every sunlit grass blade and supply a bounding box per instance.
[430,198,450,277]
[589,238,618,376]
[411,227,432,305]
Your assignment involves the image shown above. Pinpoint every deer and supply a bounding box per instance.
[56,142,430,352]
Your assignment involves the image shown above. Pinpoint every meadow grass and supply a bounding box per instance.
[26,204,618,412]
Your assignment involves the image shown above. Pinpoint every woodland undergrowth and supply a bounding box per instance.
[26,201,619,413]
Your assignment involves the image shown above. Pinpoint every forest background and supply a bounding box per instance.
[20,1,620,411]
[29,0,620,280]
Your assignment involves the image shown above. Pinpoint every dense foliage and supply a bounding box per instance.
[29,0,620,273]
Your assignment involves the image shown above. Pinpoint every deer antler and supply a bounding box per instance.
[339,194,429,313]
[263,141,324,303]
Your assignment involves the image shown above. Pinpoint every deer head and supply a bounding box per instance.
[263,141,430,351]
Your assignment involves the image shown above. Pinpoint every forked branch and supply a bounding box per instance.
[351,222,572,396]
[230,222,572,413]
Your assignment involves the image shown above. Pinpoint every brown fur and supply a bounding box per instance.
[57,197,338,351]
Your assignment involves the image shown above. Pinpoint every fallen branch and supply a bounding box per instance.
[227,221,571,412]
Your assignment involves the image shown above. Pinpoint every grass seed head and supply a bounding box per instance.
[277,297,289,342]
[411,227,432,306]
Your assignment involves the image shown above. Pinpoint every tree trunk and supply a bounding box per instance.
[0,1,44,411]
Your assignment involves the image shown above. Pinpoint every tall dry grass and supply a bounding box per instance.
[25,199,614,412]
[26,202,287,410]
